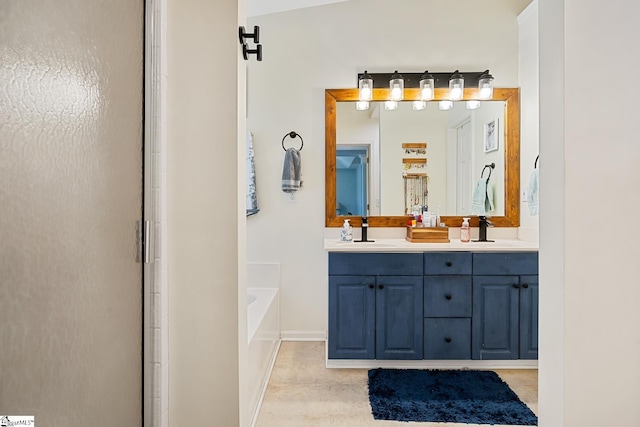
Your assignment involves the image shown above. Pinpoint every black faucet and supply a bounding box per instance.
[354,216,375,243]
[475,216,494,242]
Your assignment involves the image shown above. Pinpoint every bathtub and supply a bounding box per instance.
[247,263,280,427]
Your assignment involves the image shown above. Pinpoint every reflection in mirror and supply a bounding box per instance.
[325,88,520,228]
[337,101,507,217]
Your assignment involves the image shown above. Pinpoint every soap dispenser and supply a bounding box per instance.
[460,217,471,243]
[340,219,353,242]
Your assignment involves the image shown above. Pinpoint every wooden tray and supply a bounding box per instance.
[406,226,450,243]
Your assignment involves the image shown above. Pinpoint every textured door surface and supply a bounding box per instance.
[328,276,376,359]
[0,1,143,425]
[375,276,423,360]
[472,276,520,360]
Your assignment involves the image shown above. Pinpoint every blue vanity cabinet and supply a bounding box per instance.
[423,252,473,359]
[519,275,539,359]
[328,275,376,359]
[471,252,539,360]
[328,253,423,360]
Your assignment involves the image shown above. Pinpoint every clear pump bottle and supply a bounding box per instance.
[340,219,353,242]
[460,217,471,243]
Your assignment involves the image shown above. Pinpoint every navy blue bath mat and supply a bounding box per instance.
[368,368,537,425]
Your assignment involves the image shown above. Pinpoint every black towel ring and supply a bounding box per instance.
[282,131,303,151]
[481,162,495,182]
[534,154,539,169]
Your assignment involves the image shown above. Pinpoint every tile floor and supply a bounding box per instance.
[255,341,538,427]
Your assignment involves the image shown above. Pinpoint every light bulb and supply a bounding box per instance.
[479,85,493,100]
[421,87,433,100]
[466,100,481,110]
[360,87,371,101]
[439,100,453,110]
[450,85,463,101]
[389,71,404,101]
[390,84,403,101]
[448,70,464,101]
[412,101,426,111]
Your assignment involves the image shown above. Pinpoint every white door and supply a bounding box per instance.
[456,120,473,215]
[0,0,144,425]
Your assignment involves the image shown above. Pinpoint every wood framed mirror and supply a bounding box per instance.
[325,87,520,228]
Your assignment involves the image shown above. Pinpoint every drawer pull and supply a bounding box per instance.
[445,338,452,343]
[512,284,520,289]
[445,294,452,300]
[378,284,384,290]
[369,284,375,289]
[522,283,529,289]
[446,261,453,267]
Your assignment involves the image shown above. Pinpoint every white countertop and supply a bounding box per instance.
[324,238,538,252]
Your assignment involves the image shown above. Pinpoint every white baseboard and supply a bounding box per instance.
[280,330,326,341]
[326,359,538,370]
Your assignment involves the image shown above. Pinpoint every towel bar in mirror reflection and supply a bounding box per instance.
[325,87,520,228]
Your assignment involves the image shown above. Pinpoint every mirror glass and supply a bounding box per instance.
[336,100,506,217]
[325,88,520,228]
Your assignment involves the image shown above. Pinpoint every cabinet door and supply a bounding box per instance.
[376,276,423,359]
[519,275,539,359]
[472,275,519,360]
[328,276,376,359]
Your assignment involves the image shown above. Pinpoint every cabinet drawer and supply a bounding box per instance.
[424,318,471,359]
[423,252,471,275]
[472,252,538,275]
[329,252,423,276]
[424,276,472,317]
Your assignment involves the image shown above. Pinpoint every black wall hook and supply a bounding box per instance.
[239,26,262,61]
[239,26,260,44]
[282,131,303,151]
[242,43,262,61]
[481,162,495,182]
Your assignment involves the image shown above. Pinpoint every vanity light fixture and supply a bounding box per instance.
[448,70,464,101]
[389,71,404,101]
[439,100,453,110]
[358,70,373,102]
[384,100,398,110]
[466,100,481,110]
[412,101,426,110]
[419,70,435,101]
[478,70,494,100]
[355,70,496,106]
[355,101,370,111]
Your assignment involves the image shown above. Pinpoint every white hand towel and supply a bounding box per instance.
[527,168,539,216]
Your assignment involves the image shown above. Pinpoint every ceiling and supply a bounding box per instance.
[247,0,350,17]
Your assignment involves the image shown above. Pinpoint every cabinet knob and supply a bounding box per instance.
[445,294,452,300]
[446,261,453,267]
[369,284,374,289]
[445,337,452,343]
[522,283,529,289]
[378,284,384,290]
[512,284,520,289]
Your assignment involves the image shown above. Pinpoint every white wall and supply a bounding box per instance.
[539,0,640,425]
[166,0,245,425]
[247,0,531,337]
[518,0,540,241]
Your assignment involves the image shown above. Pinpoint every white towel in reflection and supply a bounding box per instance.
[246,131,259,216]
[527,168,539,216]
[471,178,495,215]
